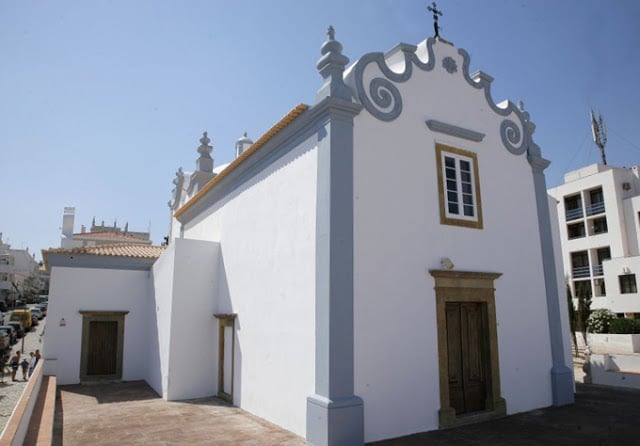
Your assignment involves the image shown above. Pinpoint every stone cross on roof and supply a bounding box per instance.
[428,2,443,38]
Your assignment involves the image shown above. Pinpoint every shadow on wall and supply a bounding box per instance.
[216,253,242,405]
[587,353,640,389]
[146,275,162,395]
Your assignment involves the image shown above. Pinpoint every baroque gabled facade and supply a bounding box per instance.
[44,27,573,446]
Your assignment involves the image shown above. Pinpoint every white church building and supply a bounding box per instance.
[43,27,574,445]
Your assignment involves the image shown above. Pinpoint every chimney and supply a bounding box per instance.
[235,132,254,158]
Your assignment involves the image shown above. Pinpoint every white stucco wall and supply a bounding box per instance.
[166,238,219,400]
[149,238,220,400]
[180,137,317,437]
[148,244,175,396]
[44,266,151,385]
[600,255,640,313]
[352,39,556,442]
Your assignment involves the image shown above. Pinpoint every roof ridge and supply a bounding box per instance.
[174,103,309,218]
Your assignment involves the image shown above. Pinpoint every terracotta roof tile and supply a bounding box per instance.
[44,244,164,259]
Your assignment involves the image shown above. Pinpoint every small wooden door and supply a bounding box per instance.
[446,302,488,414]
[87,321,118,376]
[216,316,235,402]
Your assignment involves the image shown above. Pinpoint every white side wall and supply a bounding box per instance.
[166,238,219,400]
[148,245,176,396]
[600,256,640,313]
[43,267,151,385]
[353,41,555,442]
[180,138,317,437]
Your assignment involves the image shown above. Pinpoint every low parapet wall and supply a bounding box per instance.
[0,361,56,446]
[588,353,640,390]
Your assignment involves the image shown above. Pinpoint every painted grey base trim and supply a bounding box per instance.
[47,253,156,271]
[306,394,364,446]
[551,365,575,406]
[426,119,485,142]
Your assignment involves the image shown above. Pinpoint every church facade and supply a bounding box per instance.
[44,28,574,446]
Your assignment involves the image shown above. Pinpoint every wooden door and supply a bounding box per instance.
[446,302,488,415]
[87,320,118,376]
[217,317,235,402]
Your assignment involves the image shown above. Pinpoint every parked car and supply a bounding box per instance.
[10,309,32,331]
[7,321,25,338]
[0,325,17,345]
[29,307,43,320]
[34,303,47,316]
[0,331,9,351]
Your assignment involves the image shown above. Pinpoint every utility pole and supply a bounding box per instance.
[591,109,607,165]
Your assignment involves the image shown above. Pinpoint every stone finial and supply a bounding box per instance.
[327,25,335,40]
[198,131,213,156]
[316,26,353,102]
[196,131,214,173]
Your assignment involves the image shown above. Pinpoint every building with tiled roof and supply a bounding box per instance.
[43,244,164,271]
[60,207,151,249]
[43,19,574,446]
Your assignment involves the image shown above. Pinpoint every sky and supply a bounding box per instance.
[1,0,639,260]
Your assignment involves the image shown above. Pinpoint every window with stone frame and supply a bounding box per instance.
[436,144,483,229]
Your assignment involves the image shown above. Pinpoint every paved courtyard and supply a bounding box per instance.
[51,379,640,446]
[53,381,307,445]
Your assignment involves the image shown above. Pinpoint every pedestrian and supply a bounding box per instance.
[0,351,9,383]
[28,352,36,378]
[20,355,29,380]
[9,351,21,382]
[34,349,41,367]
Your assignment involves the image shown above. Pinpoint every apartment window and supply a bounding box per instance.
[592,217,608,235]
[589,188,604,204]
[573,280,592,298]
[596,247,611,264]
[0,273,7,281]
[436,144,483,229]
[567,222,586,239]
[571,251,590,278]
[619,274,637,294]
[564,194,582,221]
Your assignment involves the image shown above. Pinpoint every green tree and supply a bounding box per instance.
[566,282,578,353]
[574,281,592,344]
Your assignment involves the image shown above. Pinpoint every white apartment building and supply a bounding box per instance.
[549,163,640,317]
[0,232,41,305]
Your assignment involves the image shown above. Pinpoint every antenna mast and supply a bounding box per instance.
[590,109,607,165]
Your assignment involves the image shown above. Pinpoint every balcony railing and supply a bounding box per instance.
[592,265,604,276]
[572,266,591,278]
[566,208,584,221]
[586,201,605,216]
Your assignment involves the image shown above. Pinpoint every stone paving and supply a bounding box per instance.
[370,382,640,445]
[53,381,307,445]
[0,316,46,435]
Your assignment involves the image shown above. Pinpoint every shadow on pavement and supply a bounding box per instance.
[369,383,640,445]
